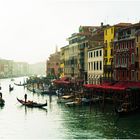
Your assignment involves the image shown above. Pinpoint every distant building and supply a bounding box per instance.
[0,59,30,78]
[29,62,46,76]
[46,47,60,78]
[13,62,29,77]
[0,59,14,78]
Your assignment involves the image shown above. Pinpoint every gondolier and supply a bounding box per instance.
[24,94,27,103]
[17,98,47,108]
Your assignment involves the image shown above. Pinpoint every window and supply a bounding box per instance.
[94,62,96,70]
[105,50,107,56]
[88,62,90,70]
[137,72,138,80]
[127,42,129,48]
[131,53,134,64]
[118,54,120,65]
[100,61,102,70]
[86,42,89,47]
[88,52,90,58]
[105,30,107,35]
[91,52,93,58]
[100,50,102,56]
[91,62,93,70]
[94,51,96,57]
[131,71,135,80]
[111,28,113,34]
[97,61,98,70]
[136,47,138,56]
[96,51,98,57]
[111,49,113,56]
[114,56,116,65]
[129,41,131,48]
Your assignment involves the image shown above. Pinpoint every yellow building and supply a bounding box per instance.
[103,26,114,80]
[103,23,131,82]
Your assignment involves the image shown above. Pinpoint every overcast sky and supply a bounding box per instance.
[0,0,139,64]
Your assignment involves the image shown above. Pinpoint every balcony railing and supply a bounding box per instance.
[115,64,127,68]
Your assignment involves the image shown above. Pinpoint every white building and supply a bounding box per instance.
[88,45,104,84]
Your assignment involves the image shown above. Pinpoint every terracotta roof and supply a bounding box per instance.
[114,23,132,27]
[118,22,140,31]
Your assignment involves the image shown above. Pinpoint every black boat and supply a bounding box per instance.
[17,98,47,108]
[14,83,27,86]
[115,103,140,117]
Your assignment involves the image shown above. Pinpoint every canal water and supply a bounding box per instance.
[0,77,140,139]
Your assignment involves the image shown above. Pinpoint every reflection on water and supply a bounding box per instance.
[0,77,140,139]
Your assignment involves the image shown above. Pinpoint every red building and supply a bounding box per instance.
[113,23,140,81]
[46,48,60,79]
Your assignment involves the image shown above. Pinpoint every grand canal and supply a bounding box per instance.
[0,77,140,139]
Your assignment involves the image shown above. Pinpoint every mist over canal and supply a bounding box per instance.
[0,77,139,139]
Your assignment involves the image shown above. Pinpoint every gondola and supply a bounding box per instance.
[14,83,27,86]
[17,98,47,108]
[115,103,140,117]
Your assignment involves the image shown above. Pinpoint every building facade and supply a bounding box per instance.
[66,33,79,78]
[88,45,104,84]
[62,26,100,81]
[46,48,60,79]
[103,23,131,82]
[87,26,105,84]
[77,26,100,82]
[113,23,140,81]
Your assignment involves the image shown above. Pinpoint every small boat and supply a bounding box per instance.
[0,98,5,106]
[115,102,140,117]
[57,95,74,103]
[14,83,27,86]
[65,98,82,107]
[17,98,47,108]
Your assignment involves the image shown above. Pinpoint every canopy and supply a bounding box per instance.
[83,84,102,89]
[53,77,70,85]
[84,81,140,92]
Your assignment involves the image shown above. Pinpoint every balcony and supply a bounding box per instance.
[115,64,127,69]
[118,34,135,41]
[121,64,127,68]
[104,65,113,72]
